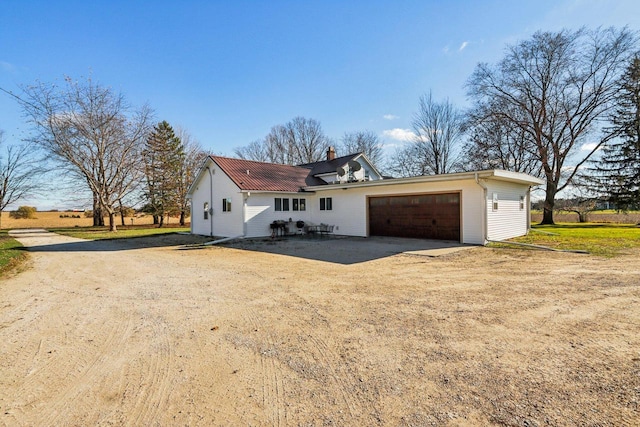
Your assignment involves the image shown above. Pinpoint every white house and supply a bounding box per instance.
[187,148,544,245]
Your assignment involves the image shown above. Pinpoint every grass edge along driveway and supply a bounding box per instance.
[504,223,640,257]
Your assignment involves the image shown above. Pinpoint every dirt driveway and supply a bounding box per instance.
[1,230,639,426]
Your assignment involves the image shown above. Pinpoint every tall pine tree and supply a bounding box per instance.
[143,121,185,226]
[592,57,640,210]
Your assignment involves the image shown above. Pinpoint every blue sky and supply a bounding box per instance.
[1,0,639,207]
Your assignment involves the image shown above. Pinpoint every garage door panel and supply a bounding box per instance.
[369,193,460,241]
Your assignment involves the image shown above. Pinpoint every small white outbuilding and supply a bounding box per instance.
[187,149,544,245]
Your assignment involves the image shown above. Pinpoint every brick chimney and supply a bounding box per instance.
[326,146,336,161]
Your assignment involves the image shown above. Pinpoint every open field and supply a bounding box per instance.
[1,230,638,425]
[531,211,640,224]
[0,211,190,230]
[4,210,638,231]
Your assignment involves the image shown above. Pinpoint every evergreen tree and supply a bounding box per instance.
[591,56,640,210]
[143,121,185,226]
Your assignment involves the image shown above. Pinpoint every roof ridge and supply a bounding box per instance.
[210,155,309,170]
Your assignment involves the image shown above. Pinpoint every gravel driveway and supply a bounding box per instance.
[1,229,639,426]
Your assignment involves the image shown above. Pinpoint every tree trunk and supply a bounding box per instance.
[119,200,126,226]
[153,215,159,225]
[540,182,556,225]
[158,214,164,228]
[108,212,117,232]
[180,210,185,226]
[93,205,104,226]
[92,194,98,226]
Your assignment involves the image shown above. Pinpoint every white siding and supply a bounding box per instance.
[189,161,244,237]
[190,170,212,236]
[244,193,313,237]
[485,180,530,241]
[190,166,534,244]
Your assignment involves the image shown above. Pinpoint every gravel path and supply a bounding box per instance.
[1,230,639,426]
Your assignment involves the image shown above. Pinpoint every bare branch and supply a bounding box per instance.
[15,77,153,231]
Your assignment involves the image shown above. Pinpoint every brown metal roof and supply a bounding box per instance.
[211,156,326,192]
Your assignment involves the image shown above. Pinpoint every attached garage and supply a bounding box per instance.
[189,155,545,246]
[368,192,461,241]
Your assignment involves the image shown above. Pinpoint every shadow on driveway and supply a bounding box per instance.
[10,229,475,264]
[220,235,475,265]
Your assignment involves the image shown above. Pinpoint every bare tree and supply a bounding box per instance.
[339,130,384,167]
[467,27,637,224]
[554,180,600,223]
[0,131,39,228]
[389,92,464,177]
[387,144,426,178]
[175,126,208,226]
[285,116,330,164]
[462,101,542,176]
[234,139,269,163]
[234,117,331,165]
[414,92,464,174]
[16,77,152,231]
[264,125,290,164]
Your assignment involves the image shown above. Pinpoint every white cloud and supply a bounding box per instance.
[459,41,469,51]
[0,61,16,72]
[383,114,399,120]
[581,142,599,151]
[382,128,416,142]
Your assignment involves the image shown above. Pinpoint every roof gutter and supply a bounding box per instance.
[238,189,315,194]
[303,169,542,192]
[305,171,488,191]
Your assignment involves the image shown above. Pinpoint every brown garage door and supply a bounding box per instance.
[368,193,460,241]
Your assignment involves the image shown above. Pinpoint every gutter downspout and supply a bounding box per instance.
[204,235,244,246]
[206,166,214,237]
[475,172,489,245]
[242,192,249,237]
[526,186,532,235]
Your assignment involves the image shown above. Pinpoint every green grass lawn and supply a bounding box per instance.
[49,226,190,240]
[505,223,640,256]
[0,231,27,275]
